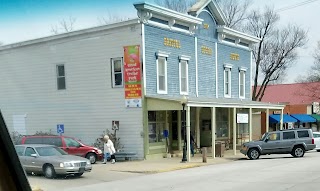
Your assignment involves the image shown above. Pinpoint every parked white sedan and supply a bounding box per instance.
[313,132,320,152]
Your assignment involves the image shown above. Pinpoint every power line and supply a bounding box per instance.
[276,0,320,12]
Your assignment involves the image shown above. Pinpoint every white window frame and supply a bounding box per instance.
[156,51,170,94]
[179,55,190,95]
[224,64,232,98]
[56,64,66,90]
[111,57,124,88]
[239,67,247,99]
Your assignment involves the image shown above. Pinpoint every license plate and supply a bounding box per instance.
[79,167,85,173]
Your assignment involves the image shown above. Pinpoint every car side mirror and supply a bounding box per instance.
[265,138,269,142]
[30,154,38,158]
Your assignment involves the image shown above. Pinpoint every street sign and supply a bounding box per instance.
[57,124,64,134]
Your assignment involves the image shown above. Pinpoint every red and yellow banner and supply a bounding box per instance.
[123,45,142,107]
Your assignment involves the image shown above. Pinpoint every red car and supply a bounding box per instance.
[20,135,103,164]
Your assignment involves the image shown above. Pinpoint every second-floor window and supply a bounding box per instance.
[239,70,245,98]
[157,56,167,94]
[179,59,188,95]
[224,67,231,97]
[56,64,66,90]
[111,58,123,87]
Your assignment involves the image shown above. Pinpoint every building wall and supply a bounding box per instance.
[0,23,145,158]
[196,9,218,41]
[144,25,196,97]
[217,44,251,99]
[197,39,216,97]
[284,104,308,114]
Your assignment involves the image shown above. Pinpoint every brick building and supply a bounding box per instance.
[254,82,320,134]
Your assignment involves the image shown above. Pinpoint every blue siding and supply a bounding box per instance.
[144,25,196,97]
[217,43,251,99]
[197,39,216,97]
[196,9,218,42]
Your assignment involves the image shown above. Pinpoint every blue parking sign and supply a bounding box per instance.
[57,124,64,134]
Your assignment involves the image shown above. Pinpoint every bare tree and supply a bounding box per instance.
[154,0,196,13]
[296,41,320,83]
[216,0,252,30]
[51,16,77,34]
[248,7,308,101]
[98,11,130,25]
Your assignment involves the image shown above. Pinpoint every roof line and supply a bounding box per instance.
[0,18,140,51]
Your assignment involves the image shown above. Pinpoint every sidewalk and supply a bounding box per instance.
[94,150,244,174]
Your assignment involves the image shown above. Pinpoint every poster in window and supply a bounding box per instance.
[237,113,248,124]
[123,45,142,107]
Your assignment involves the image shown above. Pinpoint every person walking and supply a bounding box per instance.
[190,133,195,157]
[102,135,116,164]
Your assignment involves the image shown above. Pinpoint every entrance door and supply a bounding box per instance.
[171,111,179,151]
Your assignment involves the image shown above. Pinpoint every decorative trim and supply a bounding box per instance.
[189,24,197,34]
[195,37,198,97]
[215,42,218,98]
[250,51,253,99]
[168,19,176,29]
[156,50,170,58]
[239,67,248,71]
[142,23,147,96]
[179,55,191,61]
[217,26,261,44]
[148,20,192,35]
[224,63,233,69]
[188,0,226,25]
[134,2,203,25]
[137,10,153,24]
[218,33,226,42]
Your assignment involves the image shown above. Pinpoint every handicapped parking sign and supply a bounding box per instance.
[57,124,64,134]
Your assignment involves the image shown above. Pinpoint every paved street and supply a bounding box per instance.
[60,151,320,191]
[28,165,145,191]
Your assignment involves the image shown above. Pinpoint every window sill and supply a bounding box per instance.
[112,85,124,88]
[180,92,188,95]
[224,95,231,98]
[157,91,168,95]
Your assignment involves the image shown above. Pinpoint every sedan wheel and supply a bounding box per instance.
[43,165,56,179]
[86,153,97,164]
[293,147,305,157]
[248,148,260,160]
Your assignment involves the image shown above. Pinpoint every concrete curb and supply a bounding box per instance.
[111,163,203,174]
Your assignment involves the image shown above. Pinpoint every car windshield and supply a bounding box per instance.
[35,146,68,156]
[260,133,268,141]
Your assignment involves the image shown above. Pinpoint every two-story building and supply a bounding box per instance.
[0,0,284,161]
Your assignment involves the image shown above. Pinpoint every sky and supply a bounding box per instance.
[0,0,319,83]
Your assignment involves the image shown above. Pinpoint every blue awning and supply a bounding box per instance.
[269,114,298,123]
[290,114,316,123]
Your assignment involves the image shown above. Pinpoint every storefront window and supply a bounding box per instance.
[216,108,229,138]
[148,111,165,143]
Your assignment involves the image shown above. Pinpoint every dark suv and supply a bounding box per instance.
[241,129,316,160]
[20,135,103,164]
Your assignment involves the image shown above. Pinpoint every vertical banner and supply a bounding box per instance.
[124,45,142,107]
